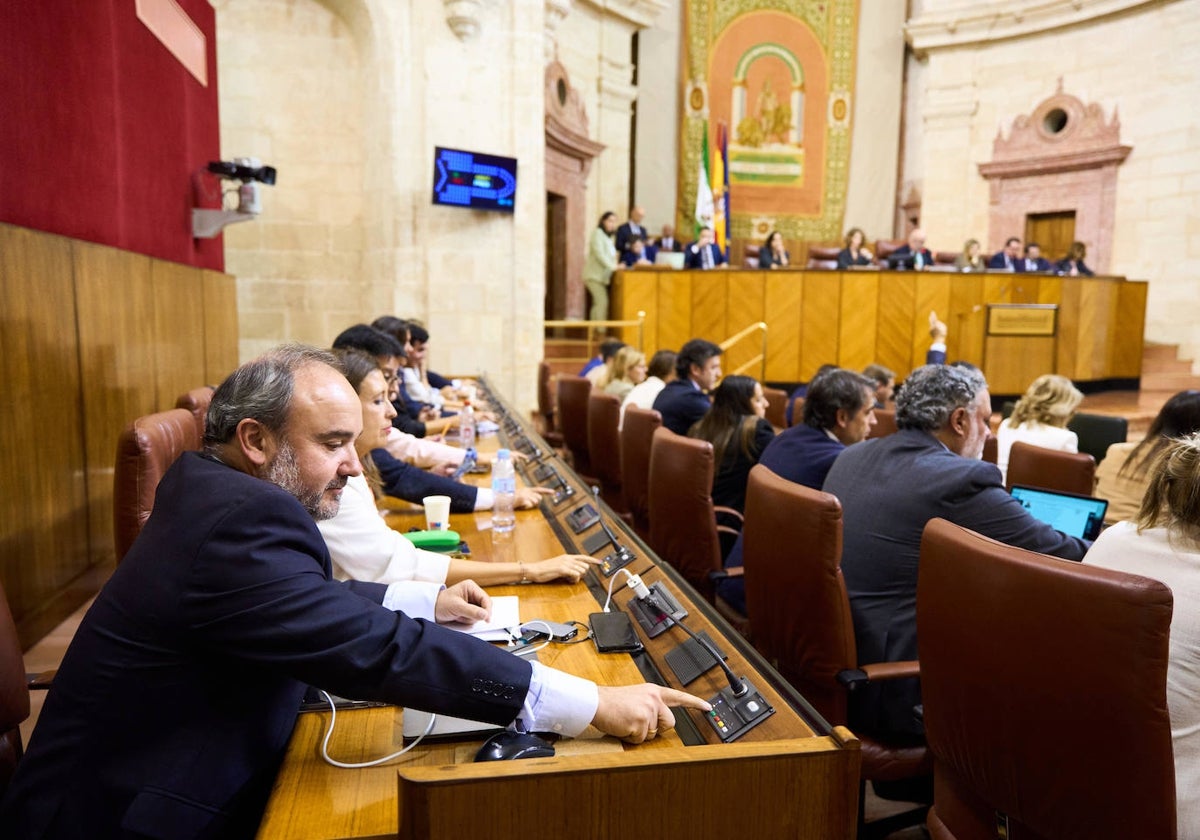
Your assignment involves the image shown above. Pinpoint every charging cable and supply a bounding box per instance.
[318,691,436,768]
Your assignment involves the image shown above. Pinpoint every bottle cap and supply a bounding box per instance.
[497,448,511,459]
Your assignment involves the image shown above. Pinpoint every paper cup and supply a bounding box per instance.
[422,495,452,531]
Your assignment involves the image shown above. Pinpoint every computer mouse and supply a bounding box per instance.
[473,730,556,762]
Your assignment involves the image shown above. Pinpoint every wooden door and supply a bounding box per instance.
[545,192,567,321]
[1025,211,1075,263]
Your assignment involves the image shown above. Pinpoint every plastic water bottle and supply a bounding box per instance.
[491,448,516,533]
[459,400,476,450]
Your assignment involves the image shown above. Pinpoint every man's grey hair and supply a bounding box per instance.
[896,364,988,432]
[204,345,339,448]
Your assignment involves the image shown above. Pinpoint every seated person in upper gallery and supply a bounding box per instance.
[684,227,727,270]
[319,349,590,587]
[0,346,709,839]
[615,205,648,258]
[836,227,874,268]
[579,338,625,380]
[717,368,878,614]
[1096,390,1200,525]
[652,338,723,435]
[620,348,676,428]
[822,364,1089,739]
[987,236,1023,271]
[603,346,647,401]
[995,373,1083,484]
[758,230,791,269]
[784,363,839,426]
[862,363,896,409]
[1020,241,1053,273]
[953,238,986,271]
[654,224,683,254]
[1084,433,1200,833]
[687,375,775,515]
[620,237,654,268]
[1056,240,1095,276]
[887,227,934,270]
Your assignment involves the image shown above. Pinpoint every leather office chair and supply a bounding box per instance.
[761,386,788,430]
[0,578,29,797]
[174,385,215,440]
[873,239,904,266]
[867,408,898,439]
[805,244,840,270]
[557,376,597,484]
[982,435,998,465]
[788,394,805,427]
[917,518,1176,840]
[1068,411,1128,464]
[933,251,958,266]
[647,429,744,624]
[587,391,628,517]
[534,361,564,448]
[741,244,760,269]
[741,466,931,834]
[1005,440,1096,495]
[113,408,202,563]
[620,406,661,542]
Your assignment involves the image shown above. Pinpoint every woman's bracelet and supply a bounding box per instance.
[518,559,528,583]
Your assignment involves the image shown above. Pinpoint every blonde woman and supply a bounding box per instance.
[603,346,647,401]
[996,374,1083,483]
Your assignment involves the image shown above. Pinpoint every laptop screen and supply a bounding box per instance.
[1010,485,1108,541]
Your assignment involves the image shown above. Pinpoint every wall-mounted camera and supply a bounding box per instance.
[192,156,278,239]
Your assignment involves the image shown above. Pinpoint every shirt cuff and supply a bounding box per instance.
[518,662,599,737]
[381,580,444,621]
[413,549,453,584]
[473,487,495,511]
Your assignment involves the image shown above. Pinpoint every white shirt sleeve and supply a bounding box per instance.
[473,487,495,511]
[381,580,443,621]
[382,427,467,469]
[518,661,599,737]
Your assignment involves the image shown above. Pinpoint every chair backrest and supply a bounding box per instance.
[1068,411,1129,464]
[647,428,722,601]
[587,391,626,514]
[1005,440,1096,495]
[982,435,998,464]
[620,407,661,541]
[867,408,897,439]
[787,394,805,427]
[761,386,788,429]
[557,376,594,477]
[113,408,202,562]
[536,361,556,429]
[174,385,215,440]
[917,518,1176,840]
[742,466,855,723]
[874,239,904,265]
[0,578,29,798]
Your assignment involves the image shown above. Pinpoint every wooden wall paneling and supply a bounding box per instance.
[910,273,953,373]
[656,272,695,357]
[873,272,917,379]
[202,269,239,384]
[800,271,842,381]
[691,272,729,347]
[1111,280,1147,378]
[836,272,878,373]
[72,239,157,571]
[724,272,765,378]
[948,274,987,367]
[1055,278,1083,379]
[763,272,803,382]
[984,336,1057,395]
[1074,277,1117,381]
[1010,273,1041,304]
[1036,274,1063,305]
[0,225,92,645]
[152,260,208,409]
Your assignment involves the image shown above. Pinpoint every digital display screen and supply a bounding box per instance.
[432,147,517,213]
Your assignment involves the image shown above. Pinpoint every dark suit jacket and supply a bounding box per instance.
[652,379,712,435]
[709,417,775,514]
[987,251,1018,270]
[836,248,872,269]
[1,453,528,839]
[615,221,646,255]
[758,248,791,270]
[655,236,682,253]
[888,244,934,268]
[373,446,478,512]
[391,398,427,437]
[1021,256,1052,272]
[683,242,727,269]
[822,430,1088,738]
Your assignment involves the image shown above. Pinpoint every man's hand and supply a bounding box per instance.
[591,684,712,743]
[525,553,600,583]
[434,580,491,626]
[431,461,458,477]
[515,487,553,509]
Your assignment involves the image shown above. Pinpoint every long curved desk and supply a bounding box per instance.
[256,379,861,839]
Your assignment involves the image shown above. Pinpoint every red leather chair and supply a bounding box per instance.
[174,385,215,440]
[587,391,628,517]
[1005,441,1096,495]
[113,408,202,562]
[534,362,564,448]
[741,466,931,833]
[805,244,841,270]
[741,244,760,269]
[933,251,958,266]
[917,518,1176,840]
[620,407,661,542]
[982,435,998,465]
[557,376,596,484]
[867,408,898,439]
[874,239,905,266]
[647,429,744,625]
[761,386,788,430]
[788,394,805,428]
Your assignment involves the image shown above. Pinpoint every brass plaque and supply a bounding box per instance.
[987,304,1057,336]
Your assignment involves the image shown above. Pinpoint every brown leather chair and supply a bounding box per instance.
[761,386,788,430]
[557,376,596,483]
[742,466,931,833]
[620,406,661,542]
[982,435,998,464]
[867,408,898,439]
[874,239,904,266]
[534,361,564,448]
[805,244,840,270]
[741,244,760,269]
[933,251,958,266]
[174,385,215,440]
[917,518,1176,840]
[647,429,743,620]
[113,408,202,563]
[587,391,627,517]
[788,394,805,427]
[1005,440,1096,495]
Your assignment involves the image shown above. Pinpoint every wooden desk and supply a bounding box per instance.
[258,383,860,839]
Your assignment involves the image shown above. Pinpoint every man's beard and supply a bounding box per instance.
[264,441,345,521]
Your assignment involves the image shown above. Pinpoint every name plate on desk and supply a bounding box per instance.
[987,304,1057,336]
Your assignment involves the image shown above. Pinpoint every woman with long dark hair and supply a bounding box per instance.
[688,375,774,513]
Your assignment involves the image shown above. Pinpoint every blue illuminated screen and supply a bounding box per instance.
[432,147,517,213]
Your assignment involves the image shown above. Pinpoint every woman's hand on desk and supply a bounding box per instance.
[434,580,491,625]
[515,487,554,509]
[525,554,600,584]
[592,685,713,744]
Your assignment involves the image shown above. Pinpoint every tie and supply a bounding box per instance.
[702,247,713,270]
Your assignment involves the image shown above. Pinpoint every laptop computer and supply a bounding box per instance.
[1009,485,1108,541]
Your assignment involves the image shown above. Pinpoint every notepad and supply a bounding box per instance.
[450,595,520,642]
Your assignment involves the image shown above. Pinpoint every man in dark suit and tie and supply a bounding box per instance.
[986,236,1023,271]
[684,227,727,270]
[652,338,723,434]
[615,206,647,258]
[655,224,682,253]
[887,228,934,270]
[0,346,707,839]
[1021,242,1052,272]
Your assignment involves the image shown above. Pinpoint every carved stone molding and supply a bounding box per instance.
[444,0,483,41]
[545,0,572,60]
[906,0,1167,57]
[577,0,669,29]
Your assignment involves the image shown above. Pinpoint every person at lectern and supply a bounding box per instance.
[684,227,727,270]
[584,211,619,322]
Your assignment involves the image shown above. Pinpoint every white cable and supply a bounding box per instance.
[318,690,436,769]
[515,619,553,655]
[602,568,636,613]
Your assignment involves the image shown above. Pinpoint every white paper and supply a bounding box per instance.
[452,595,520,641]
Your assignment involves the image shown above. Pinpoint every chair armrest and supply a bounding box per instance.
[835,660,920,691]
[707,566,745,584]
[713,506,744,525]
[28,669,55,690]
[716,524,742,539]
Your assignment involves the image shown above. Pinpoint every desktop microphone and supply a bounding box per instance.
[634,584,746,698]
[591,486,636,575]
